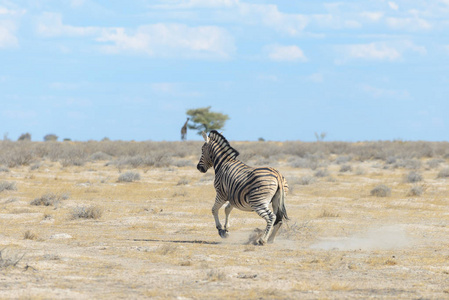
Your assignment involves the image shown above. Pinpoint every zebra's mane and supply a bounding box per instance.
[209,130,240,159]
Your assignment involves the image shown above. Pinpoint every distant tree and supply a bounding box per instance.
[3,132,10,141]
[63,138,71,142]
[315,132,327,142]
[44,134,58,142]
[186,106,229,135]
[18,133,31,141]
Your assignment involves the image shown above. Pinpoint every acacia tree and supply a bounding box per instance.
[186,106,229,135]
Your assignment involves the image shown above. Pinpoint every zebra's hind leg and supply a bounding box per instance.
[267,220,282,244]
[254,208,276,246]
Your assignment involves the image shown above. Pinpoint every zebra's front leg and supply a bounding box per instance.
[212,199,228,238]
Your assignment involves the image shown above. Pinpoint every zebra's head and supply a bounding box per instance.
[197,131,213,173]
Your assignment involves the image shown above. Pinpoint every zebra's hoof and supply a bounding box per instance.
[254,238,266,246]
[218,229,229,238]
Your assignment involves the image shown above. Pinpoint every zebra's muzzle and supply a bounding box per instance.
[197,164,207,173]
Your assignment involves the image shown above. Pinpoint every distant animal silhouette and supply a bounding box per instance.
[181,118,189,141]
[196,130,289,245]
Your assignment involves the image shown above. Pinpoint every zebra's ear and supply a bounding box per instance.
[201,131,209,143]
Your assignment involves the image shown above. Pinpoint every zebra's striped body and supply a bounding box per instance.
[197,130,288,245]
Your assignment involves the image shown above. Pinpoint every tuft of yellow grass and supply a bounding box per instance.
[331,281,352,291]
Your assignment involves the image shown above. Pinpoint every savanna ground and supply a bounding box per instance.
[1,140,449,299]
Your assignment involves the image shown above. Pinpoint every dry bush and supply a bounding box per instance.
[172,159,194,167]
[407,185,423,196]
[314,169,329,178]
[427,159,444,169]
[355,167,366,175]
[0,248,24,269]
[206,269,226,281]
[288,176,315,190]
[437,168,449,179]
[0,166,9,172]
[70,206,102,220]
[0,181,16,192]
[335,155,352,164]
[279,221,310,240]
[30,193,63,207]
[90,151,112,161]
[1,140,448,170]
[29,162,41,170]
[405,171,422,183]
[370,184,391,197]
[339,164,352,173]
[393,159,421,170]
[118,171,141,182]
[288,157,318,170]
[0,142,35,167]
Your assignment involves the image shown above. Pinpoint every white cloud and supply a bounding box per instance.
[360,11,384,22]
[0,4,23,49]
[0,6,25,16]
[257,74,279,82]
[153,0,238,9]
[70,0,86,8]
[36,13,235,59]
[307,73,324,83]
[339,42,401,63]
[36,12,100,37]
[388,2,399,10]
[97,23,235,59]
[150,82,177,93]
[265,44,307,62]
[336,41,426,64]
[0,20,18,48]
[238,3,307,36]
[152,1,308,36]
[362,84,410,99]
[2,109,37,120]
[386,17,432,31]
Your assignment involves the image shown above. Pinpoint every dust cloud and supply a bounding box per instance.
[311,225,412,251]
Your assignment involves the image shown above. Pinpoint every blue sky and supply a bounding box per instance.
[1,0,448,142]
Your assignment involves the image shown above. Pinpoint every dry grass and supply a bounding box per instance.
[0,140,448,299]
[23,230,37,240]
[318,209,340,218]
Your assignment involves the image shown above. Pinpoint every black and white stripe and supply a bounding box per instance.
[197,130,288,245]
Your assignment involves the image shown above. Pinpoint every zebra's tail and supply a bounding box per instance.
[273,174,289,224]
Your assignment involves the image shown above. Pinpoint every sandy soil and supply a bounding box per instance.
[1,158,449,299]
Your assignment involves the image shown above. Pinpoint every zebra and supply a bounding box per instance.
[196,130,288,245]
